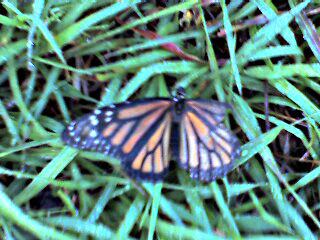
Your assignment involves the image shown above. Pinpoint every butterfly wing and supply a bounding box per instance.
[62,99,173,181]
[178,100,240,181]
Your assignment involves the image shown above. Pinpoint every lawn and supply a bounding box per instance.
[0,0,320,239]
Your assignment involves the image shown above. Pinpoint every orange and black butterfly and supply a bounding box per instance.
[61,88,240,182]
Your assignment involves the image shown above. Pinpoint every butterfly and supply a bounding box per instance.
[61,88,240,182]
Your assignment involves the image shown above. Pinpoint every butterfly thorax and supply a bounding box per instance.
[172,98,185,122]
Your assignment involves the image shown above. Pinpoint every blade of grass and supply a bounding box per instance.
[33,16,66,63]
[31,68,61,118]
[253,0,298,47]
[178,173,212,233]
[237,126,283,167]
[255,113,318,159]
[269,77,320,124]
[56,189,78,216]
[238,0,310,64]
[198,7,225,101]
[211,181,240,237]
[56,1,141,47]
[13,147,78,205]
[116,194,145,239]
[232,94,291,227]
[87,183,116,223]
[221,0,242,95]
[0,39,27,65]
[45,216,113,239]
[0,190,76,240]
[0,138,59,158]
[90,50,173,73]
[8,58,48,137]
[248,46,302,61]
[285,202,316,239]
[244,64,320,79]
[293,6,320,63]
[92,1,199,43]
[248,187,291,233]
[0,99,20,145]
[145,183,162,240]
[154,218,225,240]
[292,166,320,191]
[117,61,200,102]
[32,56,92,75]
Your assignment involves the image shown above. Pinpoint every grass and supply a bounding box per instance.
[0,0,320,239]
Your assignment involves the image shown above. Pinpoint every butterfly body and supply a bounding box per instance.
[62,90,240,182]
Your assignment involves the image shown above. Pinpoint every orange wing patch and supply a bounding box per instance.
[179,108,238,181]
[142,155,153,173]
[184,115,199,168]
[112,121,134,145]
[162,116,171,172]
[188,100,230,124]
[187,112,215,150]
[179,118,188,165]
[118,101,171,119]
[199,143,210,170]
[122,107,168,154]
[128,113,172,180]
[188,100,228,116]
[154,145,163,173]
[103,122,118,137]
[131,146,147,170]
[148,120,166,151]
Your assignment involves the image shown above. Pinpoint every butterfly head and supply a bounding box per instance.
[173,87,186,102]
[172,87,186,118]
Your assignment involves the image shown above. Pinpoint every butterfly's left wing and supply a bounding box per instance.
[178,100,240,182]
[62,99,173,181]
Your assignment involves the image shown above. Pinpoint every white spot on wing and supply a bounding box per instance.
[104,145,110,154]
[94,109,101,115]
[69,131,75,137]
[89,130,98,138]
[105,111,113,116]
[89,115,99,126]
[105,117,112,123]
[91,119,99,126]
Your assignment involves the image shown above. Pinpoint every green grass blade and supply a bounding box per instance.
[46,216,113,239]
[269,77,320,124]
[116,195,145,239]
[13,147,78,205]
[56,2,140,47]
[118,61,199,101]
[211,181,240,237]
[0,190,76,240]
[147,183,162,240]
[221,0,242,94]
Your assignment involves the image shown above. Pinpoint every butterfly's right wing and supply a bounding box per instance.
[178,100,240,182]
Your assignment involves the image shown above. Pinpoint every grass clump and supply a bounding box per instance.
[0,1,320,239]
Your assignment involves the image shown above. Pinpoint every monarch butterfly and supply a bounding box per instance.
[61,88,240,182]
